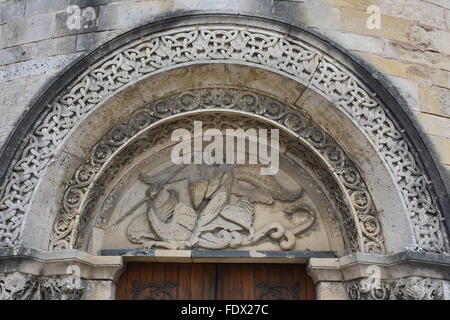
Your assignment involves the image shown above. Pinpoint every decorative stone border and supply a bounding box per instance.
[0,17,447,253]
[50,88,383,254]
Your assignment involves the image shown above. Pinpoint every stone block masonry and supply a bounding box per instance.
[0,0,448,184]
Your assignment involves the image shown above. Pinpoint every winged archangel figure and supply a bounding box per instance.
[121,164,315,250]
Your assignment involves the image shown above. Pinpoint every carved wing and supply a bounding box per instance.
[158,189,178,222]
[189,179,208,209]
[220,197,254,230]
[233,166,303,202]
[172,202,197,231]
[197,191,228,228]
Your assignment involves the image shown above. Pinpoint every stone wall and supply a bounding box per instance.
[0,0,449,186]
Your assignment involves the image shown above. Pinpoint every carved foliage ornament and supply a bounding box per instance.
[0,24,446,253]
[346,278,391,300]
[50,91,382,253]
[0,272,85,300]
[347,277,444,300]
[393,277,444,300]
[126,164,315,251]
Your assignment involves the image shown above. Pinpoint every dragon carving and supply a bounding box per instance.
[118,165,315,250]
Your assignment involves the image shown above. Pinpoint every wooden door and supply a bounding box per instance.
[216,264,315,300]
[116,263,315,300]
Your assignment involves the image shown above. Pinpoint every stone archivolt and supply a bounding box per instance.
[50,89,382,254]
[0,23,446,253]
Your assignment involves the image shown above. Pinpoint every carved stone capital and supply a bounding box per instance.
[0,272,85,300]
[393,277,444,300]
[347,277,445,300]
[0,19,446,254]
[346,278,391,300]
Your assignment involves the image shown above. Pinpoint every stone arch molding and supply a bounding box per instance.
[0,15,447,253]
[50,88,381,254]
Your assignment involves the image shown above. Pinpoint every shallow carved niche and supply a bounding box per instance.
[86,116,346,253]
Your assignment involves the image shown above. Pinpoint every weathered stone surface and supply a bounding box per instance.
[84,280,116,300]
[315,282,347,300]
[380,0,446,29]
[420,85,450,117]
[385,75,420,112]
[429,135,450,165]
[386,41,450,71]
[340,7,411,42]
[0,74,53,107]
[424,0,450,9]
[76,30,120,52]
[326,0,378,10]
[0,53,83,83]
[284,1,341,29]
[25,0,69,17]
[415,111,450,138]
[0,13,55,48]
[0,0,449,301]
[0,125,13,149]
[0,105,28,132]
[54,5,100,37]
[431,69,450,88]
[97,1,170,30]
[317,29,387,55]
[363,53,429,80]
[0,0,25,24]
[0,36,77,66]
[409,25,450,56]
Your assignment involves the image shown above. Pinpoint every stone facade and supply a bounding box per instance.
[1,0,449,181]
[0,0,449,300]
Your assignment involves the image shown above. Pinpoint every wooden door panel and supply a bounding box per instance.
[117,263,217,300]
[116,263,315,300]
[217,264,313,300]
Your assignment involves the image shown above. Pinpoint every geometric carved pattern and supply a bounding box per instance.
[0,24,446,253]
[50,89,382,253]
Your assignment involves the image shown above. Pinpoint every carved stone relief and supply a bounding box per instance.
[93,116,341,252]
[131,281,176,300]
[346,278,391,300]
[347,277,444,300]
[393,277,444,300]
[48,90,382,254]
[125,164,315,250]
[0,23,445,254]
[0,272,85,300]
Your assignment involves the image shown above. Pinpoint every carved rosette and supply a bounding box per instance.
[347,277,445,300]
[0,23,445,254]
[0,272,85,300]
[49,89,384,254]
